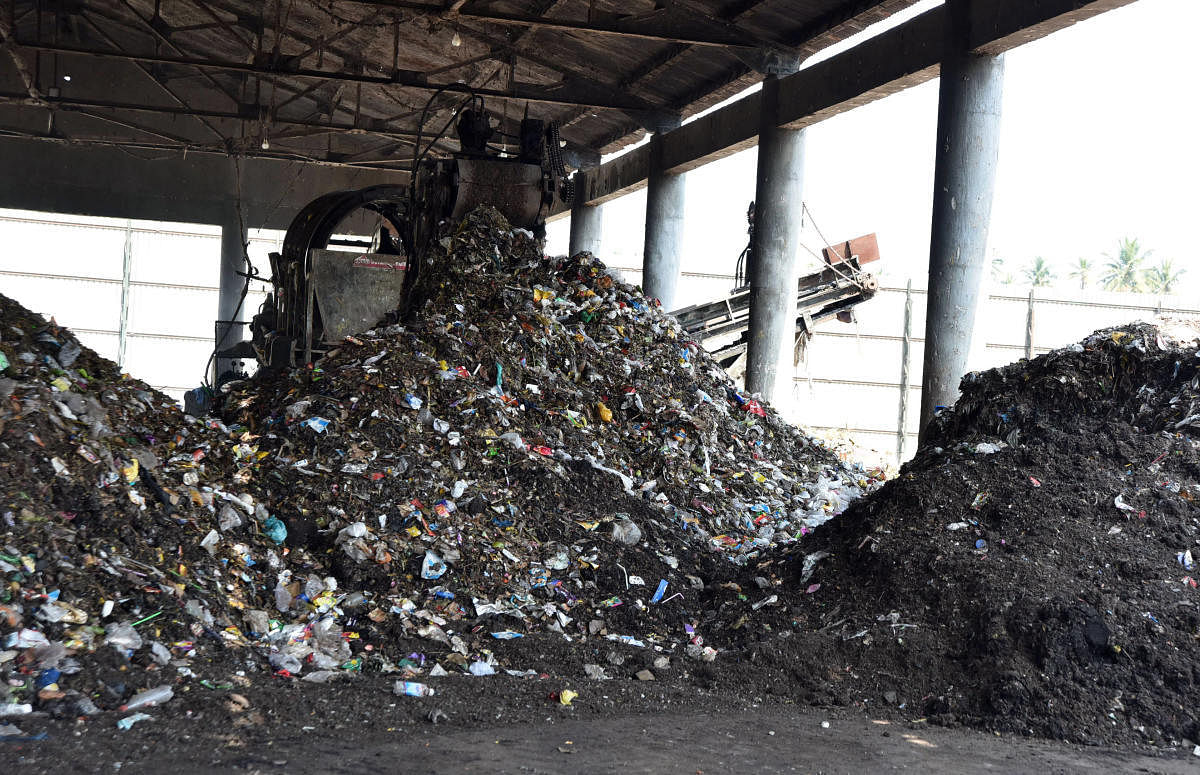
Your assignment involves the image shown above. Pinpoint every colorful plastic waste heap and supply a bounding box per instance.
[0,208,878,732]
[13,206,1198,750]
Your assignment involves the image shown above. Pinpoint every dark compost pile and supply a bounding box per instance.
[774,321,1200,746]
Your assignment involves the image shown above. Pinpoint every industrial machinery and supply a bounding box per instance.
[209,91,879,399]
[216,96,573,373]
[671,233,881,378]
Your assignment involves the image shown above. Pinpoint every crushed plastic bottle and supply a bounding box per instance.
[120,684,174,711]
[394,681,434,697]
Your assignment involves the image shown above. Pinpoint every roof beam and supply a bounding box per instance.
[76,10,230,144]
[560,0,1136,213]
[14,40,656,111]
[0,134,409,227]
[0,129,411,170]
[595,0,917,152]
[0,92,423,140]
[327,0,769,48]
[76,3,363,131]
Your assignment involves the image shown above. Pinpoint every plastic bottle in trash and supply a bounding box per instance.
[120,684,174,711]
[0,703,34,717]
[274,582,293,612]
[395,681,435,697]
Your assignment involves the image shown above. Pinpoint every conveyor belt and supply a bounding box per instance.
[671,254,878,377]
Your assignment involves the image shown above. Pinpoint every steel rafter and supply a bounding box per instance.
[16,39,658,111]
[315,0,771,48]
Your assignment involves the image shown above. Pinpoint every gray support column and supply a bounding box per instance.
[642,127,686,308]
[568,173,603,256]
[918,5,1005,440]
[746,74,807,403]
[214,205,247,382]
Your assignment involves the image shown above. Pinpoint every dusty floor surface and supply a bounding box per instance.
[8,704,1197,774]
[4,671,1198,774]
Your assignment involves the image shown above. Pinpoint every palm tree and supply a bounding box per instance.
[1022,256,1055,287]
[1101,237,1151,292]
[1067,257,1092,290]
[1144,257,1185,295]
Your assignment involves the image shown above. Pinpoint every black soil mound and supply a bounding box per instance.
[772,322,1200,746]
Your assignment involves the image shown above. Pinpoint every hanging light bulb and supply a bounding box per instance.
[451,30,461,47]
[261,137,270,150]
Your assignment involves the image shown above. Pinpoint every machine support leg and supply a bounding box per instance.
[642,130,686,309]
[918,9,1005,441]
[897,279,915,463]
[214,205,247,383]
[117,220,133,370]
[568,174,603,256]
[746,74,807,405]
[1024,289,1036,360]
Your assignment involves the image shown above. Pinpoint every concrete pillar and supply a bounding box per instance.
[918,4,1005,441]
[214,205,247,382]
[568,173,603,256]
[746,74,807,404]
[642,126,686,308]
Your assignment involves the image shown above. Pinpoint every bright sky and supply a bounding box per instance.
[549,0,1200,295]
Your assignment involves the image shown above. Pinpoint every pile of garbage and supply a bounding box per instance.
[0,294,241,725]
[0,208,881,730]
[773,321,1200,746]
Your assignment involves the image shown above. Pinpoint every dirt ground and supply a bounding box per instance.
[7,692,1196,774]
[4,658,1198,774]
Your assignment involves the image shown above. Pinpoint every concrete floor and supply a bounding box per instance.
[203,709,1195,774]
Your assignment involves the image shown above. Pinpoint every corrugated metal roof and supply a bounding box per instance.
[0,0,920,169]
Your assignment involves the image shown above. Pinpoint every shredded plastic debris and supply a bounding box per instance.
[0,208,879,728]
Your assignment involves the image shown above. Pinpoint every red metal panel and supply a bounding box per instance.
[821,233,880,266]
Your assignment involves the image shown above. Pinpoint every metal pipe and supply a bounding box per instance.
[0,91,421,138]
[918,4,1005,440]
[214,205,246,381]
[641,130,686,309]
[745,74,806,404]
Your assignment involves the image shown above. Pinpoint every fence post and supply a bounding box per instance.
[897,279,914,463]
[1024,288,1035,360]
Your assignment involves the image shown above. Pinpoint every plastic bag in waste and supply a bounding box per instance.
[422,550,447,580]
[611,518,642,546]
[105,622,143,652]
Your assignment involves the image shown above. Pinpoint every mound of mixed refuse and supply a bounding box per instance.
[0,208,880,732]
[765,321,1200,747]
[12,205,1197,753]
